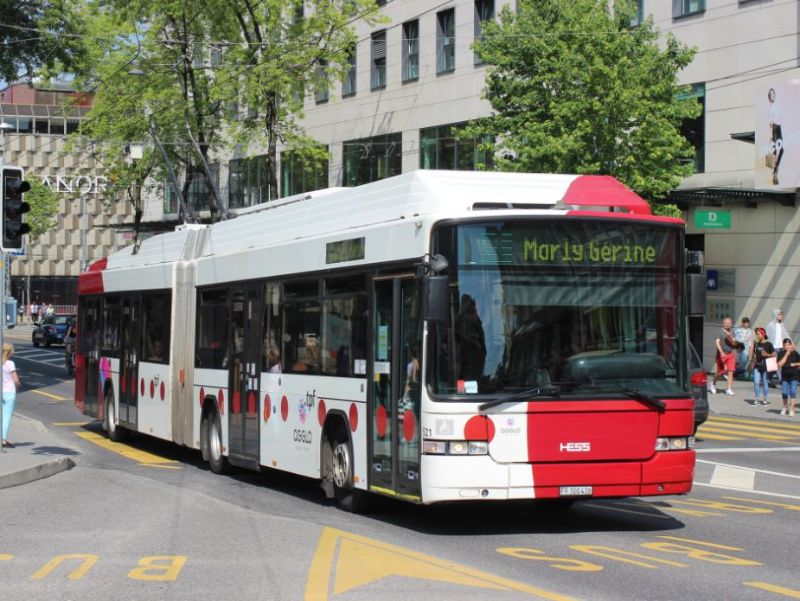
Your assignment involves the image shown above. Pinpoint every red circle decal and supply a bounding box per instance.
[264,393,271,421]
[464,415,496,442]
[150,380,155,399]
[120,374,126,394]
[317,399,326,427]
[140,378,145,396]
[376,404,388,438]
[232,390,241,415]
[247,391,256,415]
[349,403,358,433]
[218,390,225,415]
[280,395,289,421]
[199,386,205,408]
[403,410,416,442]
[160,381,165,401]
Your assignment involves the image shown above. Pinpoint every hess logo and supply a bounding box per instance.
[559,442,591,452]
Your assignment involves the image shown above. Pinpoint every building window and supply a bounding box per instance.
[49,118,65,135]
[436,9,456,74]
[228,155,269,208]
[281,148,329,197]
[343,133,402,187]
[673,0,705,18]
[371,30,387,90]
[342,43,357,97]
[474,0,493,65]
[420,123,494,171]
[630,0,644,26]
[314,59,329,104]
[402,20,419,82]
[679,83,705,173]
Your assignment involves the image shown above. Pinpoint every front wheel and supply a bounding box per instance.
[331,437,370,513]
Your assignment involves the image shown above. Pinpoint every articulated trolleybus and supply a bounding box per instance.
[75,170,705,511]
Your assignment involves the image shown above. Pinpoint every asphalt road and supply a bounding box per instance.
[2,331,799,601]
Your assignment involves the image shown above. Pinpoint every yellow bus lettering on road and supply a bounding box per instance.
[128,556,187,581]
[569,545,687,569]
[640,536,760,566]
[31,554,98,580]
[497,548,602,572]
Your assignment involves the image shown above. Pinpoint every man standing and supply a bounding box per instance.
[734,316,755,379]
[711,316,737,396]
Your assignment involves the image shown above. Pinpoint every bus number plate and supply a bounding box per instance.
[559,486,592,497]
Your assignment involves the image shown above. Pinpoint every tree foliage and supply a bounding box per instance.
[24,175,59,239]
[464,0,700,204]
[0,0,86,82]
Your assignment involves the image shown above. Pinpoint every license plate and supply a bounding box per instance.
[559,486,593,497]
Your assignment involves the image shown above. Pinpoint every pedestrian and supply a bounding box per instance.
[777,338,799,416]
[45,303,54,317]
[734,316,755,379]
[750,327,776,406]
[30,302,38,324]
[767,308,789,390]
[2,342,21,448]
[711,316,738,396]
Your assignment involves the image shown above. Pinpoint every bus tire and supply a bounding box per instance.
[204,411,227,475]
[331,434,370,513]
[105,390,124,443]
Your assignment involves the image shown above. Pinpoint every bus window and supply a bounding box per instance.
[102,296,121,357]
[322,295,366,377]
[141,293,171,363]
[284,301,321,373]
[263,282,282,373]
[197,288,229,369]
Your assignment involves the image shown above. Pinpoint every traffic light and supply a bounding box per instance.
[1,166,31,252]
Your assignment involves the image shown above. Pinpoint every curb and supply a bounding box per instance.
[0,456,76,490]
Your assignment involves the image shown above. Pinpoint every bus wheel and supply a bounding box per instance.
[204,412,227,475]
[331,435,370,513]
[105,391,124,442]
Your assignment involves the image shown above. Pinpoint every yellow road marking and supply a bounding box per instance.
[74,431,180,467]
[723,496,800,511]
[744,582,800,598]
[30,389,67,401]
[53,421,91,427]
[305,527,576,601]
[707,416,800,432]
[697,426,798,442]
[703,420,800,436]
[582,502,676,520]
[693,431,745,441]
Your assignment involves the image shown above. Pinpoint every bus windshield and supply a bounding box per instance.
[429,219,688,399]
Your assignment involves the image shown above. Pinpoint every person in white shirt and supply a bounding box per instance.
[2,342,21,447]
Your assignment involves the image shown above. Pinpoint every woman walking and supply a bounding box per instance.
[2,342,21,447]
[750,327,775,406]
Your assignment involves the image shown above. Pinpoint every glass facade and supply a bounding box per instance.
[280,148,329,197]
[343,133,402,187]
[228,155,270,208]
[420,122,493,170]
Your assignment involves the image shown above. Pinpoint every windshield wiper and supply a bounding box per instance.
[586,382,666,412]
[478,385,561,412]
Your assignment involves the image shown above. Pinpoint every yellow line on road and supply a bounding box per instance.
[744,581,800,598]
[704,419,800,436]
[30,389,67,401]
[694,431,745,441]
[74,431,181,468]
[53,421,92,427]
[707,415,800,432]
[697,426,798,442]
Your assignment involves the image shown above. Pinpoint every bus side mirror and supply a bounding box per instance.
[687,274,706,316]
[423,275,449,322]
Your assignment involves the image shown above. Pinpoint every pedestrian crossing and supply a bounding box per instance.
[697,415,800,443]
[9,344,67,369]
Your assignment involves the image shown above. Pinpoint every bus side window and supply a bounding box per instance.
[197,289,230,369]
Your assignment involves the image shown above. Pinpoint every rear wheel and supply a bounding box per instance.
[105,390,124,442]
[331,434,370,513]
[203,412,227,474]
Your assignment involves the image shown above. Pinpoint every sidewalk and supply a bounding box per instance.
[706,373,799,421]
[0,413,78,489]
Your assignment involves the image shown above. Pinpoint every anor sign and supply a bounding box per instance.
[41,175,109,195]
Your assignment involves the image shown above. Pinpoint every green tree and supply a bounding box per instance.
[464,0,699,209]
[0,0,86,82]
[23,175,59,239]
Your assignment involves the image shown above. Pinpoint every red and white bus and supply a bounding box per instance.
[75,170,703,511]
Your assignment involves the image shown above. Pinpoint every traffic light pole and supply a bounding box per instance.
[0,249,5,452]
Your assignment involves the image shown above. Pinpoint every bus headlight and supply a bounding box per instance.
[655,437,690,451]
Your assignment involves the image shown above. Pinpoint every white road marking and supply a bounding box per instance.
[697,446,800,453]
[697,459,800,480]
[709,465,755,489]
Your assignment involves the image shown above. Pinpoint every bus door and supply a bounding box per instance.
[81,298,102,417]
[228,284,262,467]
[370,275,422,500]
[119,296,140,426]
